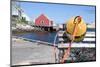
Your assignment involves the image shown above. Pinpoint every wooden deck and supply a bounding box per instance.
[57,30,96,48]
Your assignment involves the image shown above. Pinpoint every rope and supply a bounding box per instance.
[60,16,80,63]
[53,32,58,63]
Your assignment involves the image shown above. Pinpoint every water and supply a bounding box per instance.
[14,28,95,44]
[14,32,58,44]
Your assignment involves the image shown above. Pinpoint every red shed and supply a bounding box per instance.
[35,14,53,27]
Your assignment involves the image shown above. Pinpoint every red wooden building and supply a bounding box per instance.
[35,14,53,27]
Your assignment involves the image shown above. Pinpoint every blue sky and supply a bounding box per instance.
[15,1,95,24]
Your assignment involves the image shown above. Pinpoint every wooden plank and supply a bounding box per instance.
[58,43,95,48]
[58,32,95,37]
[85,33,95,37]
[58,38,95,42]
[83,38,95,41]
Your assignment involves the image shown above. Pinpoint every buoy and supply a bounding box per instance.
[61,16,87,63]
[66,16,87,42]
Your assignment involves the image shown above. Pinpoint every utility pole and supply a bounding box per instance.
[17,2,22,23]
